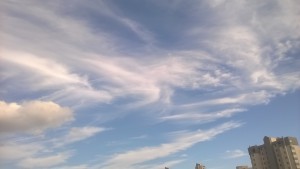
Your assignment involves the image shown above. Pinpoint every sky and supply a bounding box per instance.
[0,0,300,169]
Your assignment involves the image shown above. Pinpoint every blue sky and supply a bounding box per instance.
[0,0,300,168]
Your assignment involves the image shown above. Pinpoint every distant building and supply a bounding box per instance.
[164,167,169,169]
[195,163,206,169]
[236,166,250,169]
[248,136,300,169]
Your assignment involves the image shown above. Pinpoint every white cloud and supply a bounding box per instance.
[179,91,275,110]
[224,149,247,159]
[65,127,105,143]
[0,126,106,168]
[1,50,113,105]
[130,134,148,140]
[50,165,88,169]
[1,0,299,113]
[54,127,106,147]
[101,122,242,169]
[161,108,246,123]
[136,159,185,169]
[0,0,299,168]
[82,53,235,107]
[1,50,88,87]
[0,100,73,134]
[18,152,71,168]
[0,143,43,161]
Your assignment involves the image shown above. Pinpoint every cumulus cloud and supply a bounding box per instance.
[0,100,73,134]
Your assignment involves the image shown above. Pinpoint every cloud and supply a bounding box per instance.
[1,50,113,105]
[177,91,276,111]
[161,108,246,123]
[0,126,106,168]
[130,134,148,140]
[0,100,73,134]
[1,0,299,112]
[101,122,241,169]
[0,142,70,168]
[136,159,185,169]
[18,152,71,168]
[50,165,88,169]
[0,143,43,161]
[0,0,299,169]
[82,53,237,108]
[224,149,248,159]
[54,126,106,147]
[1,50,88,87]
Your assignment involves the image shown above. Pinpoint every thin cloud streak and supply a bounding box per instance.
[54,127,107,147]
[18,152,71,168]
[136,159,185,169]
[224,149,248,159]
[101,122,242,169]
[161,108,246,123]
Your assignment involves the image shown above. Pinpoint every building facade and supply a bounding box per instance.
[248,136,300,169]
[195,163,206,169]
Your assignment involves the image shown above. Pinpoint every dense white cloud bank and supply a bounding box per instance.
[0,100,73,134]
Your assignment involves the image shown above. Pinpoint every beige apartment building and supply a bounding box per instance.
[195,163,206,169]
[248,136,300,169]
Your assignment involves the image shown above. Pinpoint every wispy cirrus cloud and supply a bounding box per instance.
[1,0,299,111]
[1,51,113,106]
[136,159,185,169]
[50,165,88,169]
[161,108,246,123]
[223,149,248,159]
[0,143,43,162]
[1,0,300,168]
[100,122,242,169]
[0,124,106,168]
[54,126,107,147]
[18,152,72,168]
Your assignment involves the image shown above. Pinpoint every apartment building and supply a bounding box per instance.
[248,136,300,169]
[195,163,206,169]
